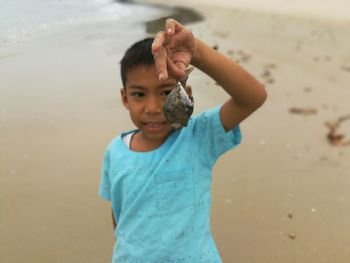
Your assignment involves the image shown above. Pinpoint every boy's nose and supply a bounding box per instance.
[145,96,162,114]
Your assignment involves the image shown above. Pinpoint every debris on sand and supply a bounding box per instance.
[265,63,277,69]
[237,50,251,63]
[303,86,313,93]
[260,63,277,84]
[340,60,350,72]
[341,64,350,72]
[325,55,332,62]
[227,49,251,63]
[288,233,296,240]
[261,69,274,84]
[325,115,350,146]
[227,49,234,56]
[213,31,229,38]
[289,107,318,115]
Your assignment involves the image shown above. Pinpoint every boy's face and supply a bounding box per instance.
[121,64,191,144]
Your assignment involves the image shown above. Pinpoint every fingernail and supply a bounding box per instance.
[152,43,157,51]
[167,28,172,34]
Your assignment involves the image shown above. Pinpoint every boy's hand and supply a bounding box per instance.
[152,18,197,82]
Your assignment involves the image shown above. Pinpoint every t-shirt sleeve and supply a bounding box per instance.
[193,105,242,165]
[99,148,112,201]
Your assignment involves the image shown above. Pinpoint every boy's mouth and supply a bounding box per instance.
[143,121,168,132]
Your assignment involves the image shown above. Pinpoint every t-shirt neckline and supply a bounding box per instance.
[119,129,178,155]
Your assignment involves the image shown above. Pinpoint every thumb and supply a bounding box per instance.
[175,61,189,84]
[166,58,187,80]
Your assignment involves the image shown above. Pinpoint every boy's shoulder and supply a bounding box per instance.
[106,133,122,149]
[189,105,223,132]
[192,105,221,121]
[106,129,137,151]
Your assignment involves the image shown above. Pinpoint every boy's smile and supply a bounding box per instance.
[121,65,177,149]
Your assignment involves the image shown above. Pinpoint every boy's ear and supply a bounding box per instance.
[120,88,129,109]
[185,85,193,98]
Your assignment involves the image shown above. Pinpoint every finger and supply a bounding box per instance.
[154,47,168,81]
[167,58,187,80]
[176,61,189,84]
[152,31,169,80]
[152,31,166,54]
[165,18,177,36]
[175,61,187,72]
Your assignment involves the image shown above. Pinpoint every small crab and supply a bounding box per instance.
[163,67,194,129]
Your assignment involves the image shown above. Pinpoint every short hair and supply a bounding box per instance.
[120,37,155,88]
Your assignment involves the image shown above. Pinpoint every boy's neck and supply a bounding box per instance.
[130,131,169,152]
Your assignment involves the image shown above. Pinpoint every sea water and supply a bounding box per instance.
[0,0,162,47]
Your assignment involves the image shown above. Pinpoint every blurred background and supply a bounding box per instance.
[1,0,350,262]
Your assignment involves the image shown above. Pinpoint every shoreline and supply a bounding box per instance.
[115,0,204,34]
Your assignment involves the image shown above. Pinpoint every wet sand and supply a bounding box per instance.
[1,1,350,263]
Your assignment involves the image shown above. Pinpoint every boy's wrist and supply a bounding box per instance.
[191,38,204,67]
[191,39,214,70]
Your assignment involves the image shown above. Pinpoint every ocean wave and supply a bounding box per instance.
[0,0,132,47]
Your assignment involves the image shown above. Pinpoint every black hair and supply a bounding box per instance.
[120,37,155,88]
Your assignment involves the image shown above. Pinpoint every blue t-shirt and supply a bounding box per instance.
[99,106,241,263]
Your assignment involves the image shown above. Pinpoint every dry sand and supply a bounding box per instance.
[1,1,350,262]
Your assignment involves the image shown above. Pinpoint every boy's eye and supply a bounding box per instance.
[130,92,145,98]
[161,90,173,96]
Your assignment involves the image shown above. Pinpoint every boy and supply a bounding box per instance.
[99,19,267,262]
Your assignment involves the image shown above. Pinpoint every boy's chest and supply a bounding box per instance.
[108,145,202,214]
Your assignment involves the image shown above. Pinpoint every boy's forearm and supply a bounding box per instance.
[191,39,266,109]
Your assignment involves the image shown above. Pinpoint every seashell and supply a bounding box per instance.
[163,81,194,129]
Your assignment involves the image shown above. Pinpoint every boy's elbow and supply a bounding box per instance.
[252,85,268,110]
[259,88,268,107]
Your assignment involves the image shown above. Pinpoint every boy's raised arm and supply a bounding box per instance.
[192,39,267,131]
[152,19,267,131]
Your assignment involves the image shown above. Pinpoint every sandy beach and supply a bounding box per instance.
[1,0,350,262]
